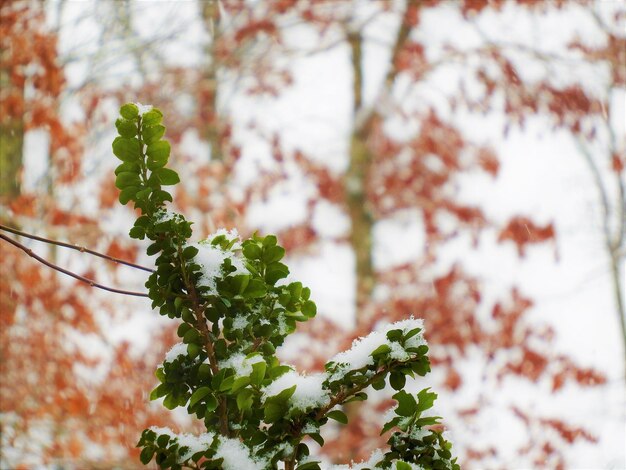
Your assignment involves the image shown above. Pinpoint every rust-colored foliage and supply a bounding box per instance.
[0,2,181,468]
[2,0,621,468]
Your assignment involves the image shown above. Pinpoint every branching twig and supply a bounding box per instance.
[0,233,149,298]
[0,223,154,273]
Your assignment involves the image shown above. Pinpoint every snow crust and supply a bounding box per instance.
[148,427,213,462]
[191,235,248,296]
[214,437,267,470]
[218,353,264,378]
[134,102,153,116]
[262,369,330,411]
[329,318,425,379]
[163,342,187,363]
[329,449,385,469]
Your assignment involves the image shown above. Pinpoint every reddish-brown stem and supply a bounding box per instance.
[178,248,230,437]
[0,233,149,297]
[0,223,154,273]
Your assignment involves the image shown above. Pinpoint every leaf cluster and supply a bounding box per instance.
[111,103,458,470]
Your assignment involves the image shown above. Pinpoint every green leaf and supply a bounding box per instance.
[112,136,141,162]
[189,387,211,408]
[231,376,250,393]
[115,161,140,175]
[308,433,324,447]
[119,186,139,205]
[242,242,262,260]
[389,372,406,391]
[263,245,285,264]
[147,242,161,256]
[393,390,417,417]
[147,141,171,170]
[386,329,403,342]
[188,343,201,360]
[262,235,277,247]
[416,388,437,412]
[142,108,163,126]
[143,124,166,144]
[380,416,400,435]
[115,118,137,138]
[149,383,170,401]
[120,103,139,120]
[269,365,292,379]
[163,393,178,410]
[265,262,289,285]
[204,394,218,412]
[219,375,235,392]
[327,410,348,424]
[156,434,170,448]
[236,389,254,411]
[263,402,286,423]
[396,462,412,470]
[244,279,266,298]
[403,327,422,341]
[183,328,200,344]
[344,392,367,403]
[139,447,155,465]
[183,246,199,260]
[372,378,386,390]
[415,416,441,427]
[115,172,141,190]
[129,226,145,239]
[250,361,266,386]
[370,344,391,358]
[154,167,180,185]
[301,300,316,318]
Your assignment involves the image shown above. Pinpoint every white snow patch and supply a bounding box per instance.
[218,353,264,378]
[192,238,248,295]
[134,102,153,116]
[148,427,214,463]
[329,318,425,379]
[214,438,267,470]
[164,343,187,363]
[262,370,330,411]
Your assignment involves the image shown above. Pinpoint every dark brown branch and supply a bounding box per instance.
[0,223,154,273]
[0,233,149,298]
[177,245,230,437]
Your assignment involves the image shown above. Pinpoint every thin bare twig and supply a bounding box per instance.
[0,233,149,298]
[0,223,154,273]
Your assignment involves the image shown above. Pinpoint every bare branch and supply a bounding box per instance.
[0,233,149,298]
[0,223,155,273]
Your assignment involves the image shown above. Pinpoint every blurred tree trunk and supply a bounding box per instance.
[345,27,375,320]
[0,63,23,200]
[200,0,223,162]
[345,0,415,324]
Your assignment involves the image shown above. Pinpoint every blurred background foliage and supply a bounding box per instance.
[0,0,624,468]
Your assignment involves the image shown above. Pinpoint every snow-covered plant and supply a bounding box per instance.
[112,103,459,470]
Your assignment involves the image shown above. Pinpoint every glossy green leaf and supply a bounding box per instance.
[142,108,163,126]
[143,124,165,144]
[120,103,139,120]
[116,118,137,138]
[146,141,171,170]
[112,137,141,162]
[154,167,180,185]
[327,410,348,424]
[393,390,417,417]
[115,172,141,189]
[189,387,211,408]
